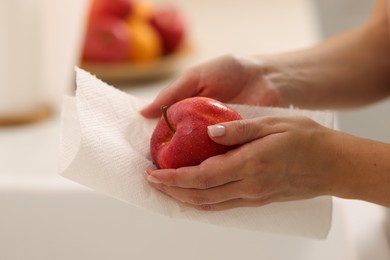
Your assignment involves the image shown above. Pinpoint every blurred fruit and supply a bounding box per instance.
[132,0,154,20]
[90,0,134,19]
[82,0,190,66]
[149,6,186,54]
[127,18,163,63]
[82,16,130,62]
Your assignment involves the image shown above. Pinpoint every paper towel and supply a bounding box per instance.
[60,68,333,239]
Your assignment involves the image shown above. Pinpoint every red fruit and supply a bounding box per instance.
[149,6,186,54]
[150,97,242,169]
[90,0,134,19]
[82,16,130,62]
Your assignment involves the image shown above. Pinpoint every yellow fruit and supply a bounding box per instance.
[132,1,153,20]
[127,19,163,63]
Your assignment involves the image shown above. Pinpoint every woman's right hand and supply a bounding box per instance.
[141,54,282,118]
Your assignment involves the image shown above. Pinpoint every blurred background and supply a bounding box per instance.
[314,0,390,143]
[1,0,385,141]
[77,0,390,145]
[1,0,389,259]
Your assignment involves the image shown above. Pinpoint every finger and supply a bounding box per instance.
[140,72,200,118]
[191,194,317,211]
[145,153,244,189]
[187,198,271,211]
[207,116,287,146]
[148,180,247,205]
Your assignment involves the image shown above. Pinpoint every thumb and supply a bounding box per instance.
[207,117,284,146]
[140,73,200,118]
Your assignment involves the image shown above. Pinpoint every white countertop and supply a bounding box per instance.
[1,0,389,259]
[1,116,389,260]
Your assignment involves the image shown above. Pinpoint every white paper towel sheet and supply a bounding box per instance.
[60,68,334,239]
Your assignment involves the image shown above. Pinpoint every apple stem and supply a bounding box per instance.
[161,105,176,133]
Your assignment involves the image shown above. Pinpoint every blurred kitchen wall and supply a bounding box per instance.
[170,0,320,64]
[313,0,390,143]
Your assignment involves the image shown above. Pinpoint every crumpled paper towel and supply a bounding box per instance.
[60,68,334,239]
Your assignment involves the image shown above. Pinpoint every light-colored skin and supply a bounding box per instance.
[141,0,390,210]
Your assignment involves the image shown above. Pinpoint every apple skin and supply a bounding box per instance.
[90,0,134,19]
[150,97,242,169]
[149,6,186,55]
[82,16,130,62]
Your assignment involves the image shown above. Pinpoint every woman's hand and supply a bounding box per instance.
[141,54,282,118]
[145,116,341,211]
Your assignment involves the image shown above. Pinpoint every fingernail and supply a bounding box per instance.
[208,125,226,137]
[144,169,161,184]
[147,175,162,184]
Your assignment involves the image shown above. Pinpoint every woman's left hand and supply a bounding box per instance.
[145,116,341,211]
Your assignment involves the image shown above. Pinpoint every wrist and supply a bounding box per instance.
[227,54,283,107]
[327,132,390,207]
[252,53,308,108]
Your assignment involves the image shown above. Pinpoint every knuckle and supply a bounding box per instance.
[293,115,309,124]
[185,66,202,84]
[245,186,263,199]
[260,116,280,126]
[252,198,271,207]
[166,173,178,186]
[186,67,198,79]
[295,115,314,126]
[194,165,215,189]
[187,194,210,205]
[195,175,214,189]
[195,204,215,211]
[234,119,253,138]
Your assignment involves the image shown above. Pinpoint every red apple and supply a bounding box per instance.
[149,6,187,54]
[82,16,130,62]
[90,0,134,19]
[150,97,242,169]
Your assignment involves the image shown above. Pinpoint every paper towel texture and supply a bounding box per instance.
[60,68,334,239]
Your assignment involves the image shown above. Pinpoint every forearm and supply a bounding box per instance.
[258,1,390,109]
[329,131,390,207]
